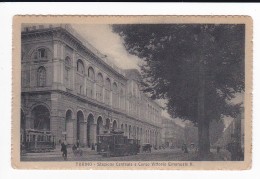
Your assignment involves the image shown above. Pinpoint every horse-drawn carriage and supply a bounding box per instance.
[142,143,152,153]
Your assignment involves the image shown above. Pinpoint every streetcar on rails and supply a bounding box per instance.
[97,130,140,157]
[21,129,56,153]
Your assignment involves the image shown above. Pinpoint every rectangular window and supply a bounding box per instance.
[38,49,46,58]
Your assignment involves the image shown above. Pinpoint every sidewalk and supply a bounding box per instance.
[22,147,97,158]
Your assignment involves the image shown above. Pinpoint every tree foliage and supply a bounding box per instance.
[112,24,244,125]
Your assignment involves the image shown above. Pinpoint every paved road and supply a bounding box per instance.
[21,148,231,161]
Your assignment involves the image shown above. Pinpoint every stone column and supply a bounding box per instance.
[110,91,113,106]
[66,120,74,145]
[50,115,63,145]
[90,124,97,147]
[60,45,64,85]
[80,121,87,147]
[102,87,105,103]
[72,52,76,91]
[53,41,61,85]
[50,93,64,145]
[71,118,77,145]
[53,59,60,84]
[93,83,97,100]
[84,76,87,96]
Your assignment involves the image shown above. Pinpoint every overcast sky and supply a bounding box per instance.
[72,24,141,70]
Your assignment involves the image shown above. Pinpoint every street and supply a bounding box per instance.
[21,148,231,161]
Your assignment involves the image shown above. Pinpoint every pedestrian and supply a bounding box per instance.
[72,144,77,151]
[77,139,80,148]
[183,144,188,153]
[91,143,95,150]
[61,141,67,160]
[217,146,221,153]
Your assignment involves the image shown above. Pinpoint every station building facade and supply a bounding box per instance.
[20,24,162,148]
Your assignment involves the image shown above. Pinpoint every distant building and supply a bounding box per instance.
[161,117,185,148]
[20,24,162,148]
[214,106,244,150]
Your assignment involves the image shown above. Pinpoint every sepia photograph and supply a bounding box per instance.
[12,16,252,169]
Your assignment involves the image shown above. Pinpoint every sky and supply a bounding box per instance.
[72,24,141,70]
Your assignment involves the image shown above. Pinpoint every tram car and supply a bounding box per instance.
[97,130,140,157]
[21,129,56,153]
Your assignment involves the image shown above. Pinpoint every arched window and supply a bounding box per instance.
[119,88,125,110]
[77,59,85,74]
[113,82,118,91]
[105,78,111,105]
[86,67,95,98]
[88,67,95,80]
[105,78,111,89]
[37,66,46,87]
[65,56,71,66]
[97,73,104,85]
[65,110,73,144]
[96,73,103,102]
[112,82,118,108]
[64,56,72,88]
[125,124,128,136]
[32,105,50,130]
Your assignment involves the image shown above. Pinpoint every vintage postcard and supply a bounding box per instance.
[12,15,252,170]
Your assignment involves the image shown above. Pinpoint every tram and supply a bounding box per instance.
[21,129,56,153]
[97,130,140,157]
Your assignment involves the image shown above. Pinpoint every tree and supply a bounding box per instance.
[112,24,244,160]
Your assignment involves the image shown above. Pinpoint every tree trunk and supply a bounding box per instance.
[198,116,210,160]
[197,59,210,160]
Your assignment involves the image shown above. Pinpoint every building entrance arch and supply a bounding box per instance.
[112,120,117,130]
[31,105,50,131]
[77,111,84,145]
[97,116,104,136]
[65,110,73,145]
[87,114,94,148]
